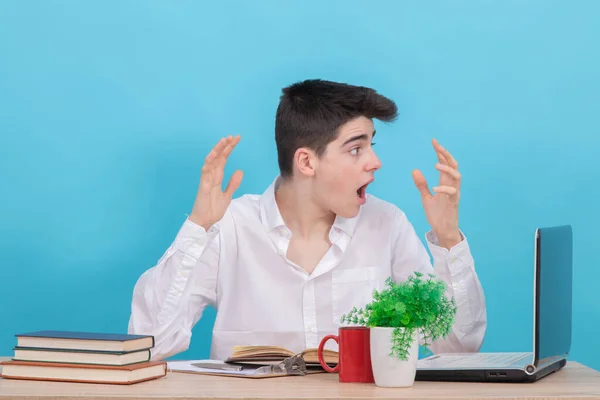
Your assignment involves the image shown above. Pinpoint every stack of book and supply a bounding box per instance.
[0,330,167,385]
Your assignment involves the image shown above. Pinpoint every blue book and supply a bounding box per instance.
[15,330,154,353]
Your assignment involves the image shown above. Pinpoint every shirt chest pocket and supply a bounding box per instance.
[331,267,378,325]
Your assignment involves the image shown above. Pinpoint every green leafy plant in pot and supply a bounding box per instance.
[340,271,457,387]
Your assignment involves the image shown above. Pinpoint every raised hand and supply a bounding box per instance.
[411,139,462,249]
[189,135,244,230]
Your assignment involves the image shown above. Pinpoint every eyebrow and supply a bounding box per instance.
[341,130,376,147]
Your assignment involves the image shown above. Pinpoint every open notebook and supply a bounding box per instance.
[167,360,300,379]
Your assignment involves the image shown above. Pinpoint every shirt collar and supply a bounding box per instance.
[259,176,359,238]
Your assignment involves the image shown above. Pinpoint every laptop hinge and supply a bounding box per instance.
[526,354,568,375]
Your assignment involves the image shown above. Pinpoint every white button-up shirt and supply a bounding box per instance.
[128,178,487,361]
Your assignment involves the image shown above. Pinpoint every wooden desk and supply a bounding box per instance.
[1,360,599,400]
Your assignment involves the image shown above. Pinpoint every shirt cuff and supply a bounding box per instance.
[173,217,219,260]
[425,230,474,275]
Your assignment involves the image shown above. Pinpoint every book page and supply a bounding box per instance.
[300,348,338,364]
[230,345,295,358]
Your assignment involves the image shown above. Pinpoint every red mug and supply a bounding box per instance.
[317,326,374,383]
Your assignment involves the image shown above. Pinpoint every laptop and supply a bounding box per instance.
[416,224,573,383]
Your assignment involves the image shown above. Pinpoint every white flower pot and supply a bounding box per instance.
[369,327,419,387]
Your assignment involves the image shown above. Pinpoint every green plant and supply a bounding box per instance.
[340,271,457,361]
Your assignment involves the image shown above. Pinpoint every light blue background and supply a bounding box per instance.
[1,1,598,370]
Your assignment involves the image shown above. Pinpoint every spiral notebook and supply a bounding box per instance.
[167,360,290,379]
[167,357,325,379]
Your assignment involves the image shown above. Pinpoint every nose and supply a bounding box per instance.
[366,150,382,172]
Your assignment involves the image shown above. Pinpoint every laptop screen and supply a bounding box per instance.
[535,225,573,365]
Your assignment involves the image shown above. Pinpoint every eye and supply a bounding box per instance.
[349,142,375,156]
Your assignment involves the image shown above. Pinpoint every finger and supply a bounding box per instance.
[211,136,236,186]
[432,185,458,196]
[433,140,447,165]
[203,136,235,182]
[215,136,238,172]
[435,163,461,181]
[221,135,240,160]
[412,170,432,199]
[212,162,224,186]
[212,136,231,157]
[225,170,244,197]
[437,150,449,165]
[201,138,228,186]
[205,137,228,165]
[433,139,458,169]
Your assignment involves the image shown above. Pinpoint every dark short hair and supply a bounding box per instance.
[275,79,398,178]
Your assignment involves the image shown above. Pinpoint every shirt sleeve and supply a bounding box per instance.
[127,218,220,360]
[390,207,487,354]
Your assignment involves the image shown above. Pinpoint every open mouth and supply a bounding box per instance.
[356,179,374,204]
[357,185,366,199]
[357,183,370,201]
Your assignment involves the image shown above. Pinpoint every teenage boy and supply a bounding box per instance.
[128,79,486,361]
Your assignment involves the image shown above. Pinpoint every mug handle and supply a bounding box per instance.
[318,334,340,373]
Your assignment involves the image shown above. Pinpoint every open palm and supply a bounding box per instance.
[190,135,244,230]
[412,139,462,248]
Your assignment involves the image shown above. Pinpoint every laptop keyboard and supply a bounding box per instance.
[418,352,532,368]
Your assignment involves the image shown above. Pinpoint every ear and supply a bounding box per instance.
[294,147,317,177]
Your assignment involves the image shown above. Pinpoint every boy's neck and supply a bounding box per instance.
[274,177,335,240]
